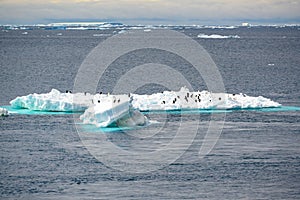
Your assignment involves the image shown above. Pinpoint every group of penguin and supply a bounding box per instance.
[159,91,232,106]
[161,92,213,105]
[65,90,117,105]
[65,90,231,107]
[93,92,122,105]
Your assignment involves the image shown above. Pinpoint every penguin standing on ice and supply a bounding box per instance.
[173,98,177,104]
[184,96,188,102]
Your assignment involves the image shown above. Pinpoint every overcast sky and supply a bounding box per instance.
[0,0,299,25]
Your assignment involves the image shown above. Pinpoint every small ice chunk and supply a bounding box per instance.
[0,107,8,116]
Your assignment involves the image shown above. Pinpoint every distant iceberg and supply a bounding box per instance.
[45,22,123,30]
[202,25,237,29]
[197,33,240,39]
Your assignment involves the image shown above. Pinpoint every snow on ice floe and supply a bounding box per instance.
[0,107,9,116]
[197,33,240,39]
[132,87,280,111]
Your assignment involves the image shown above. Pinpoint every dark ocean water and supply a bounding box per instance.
[0,27,300,199]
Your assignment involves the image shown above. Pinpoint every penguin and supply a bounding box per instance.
[219,97,222,101]
[118,99,120,103]
[99,92,103,94]
[184,96,188,102]
[84,92,87,96]
[162,101,165,104]
[191,94,193,98]
[187,93,189,98]
[66,90,69,93]
[173,98,177,103]
[98,100,100,103]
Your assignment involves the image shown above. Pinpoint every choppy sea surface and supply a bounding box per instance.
[0,26,300,199]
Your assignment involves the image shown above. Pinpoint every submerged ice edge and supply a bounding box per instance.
[4,105,300,116]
